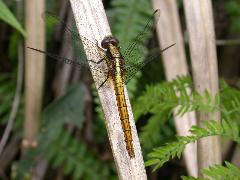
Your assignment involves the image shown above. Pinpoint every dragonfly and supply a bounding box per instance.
[27,9,175,158]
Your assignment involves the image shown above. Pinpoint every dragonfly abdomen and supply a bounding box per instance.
[114,76,135,158]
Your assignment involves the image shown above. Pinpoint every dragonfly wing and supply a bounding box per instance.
[123,9,160,66]
[27,46,110,88]
[44,12,103,64]
[122,9,176,83]
[124,43,176,83]
[44,12,83,55]
[26,47,85,69]
[27,12,112,88]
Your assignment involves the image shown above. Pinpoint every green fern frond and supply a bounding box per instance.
[145,119,240,171]
[134,76,218,120]
[201,161,240,179]
[182,161,240,180]
[181,176,205,180]
[0,74,16,122]
[220,80,240,121]
[225,1,240,35]
[42,84,85,129]
[133,76,185,120]
[12,128,115,180]
[110,0,152,50]
[135,76,221,152]
[13,84,115,179]
[0,74,24,131]
[140,113,175,151]
[134,77,181,151]
[12,84,116,180]
[135,76,240,155]
[133,75,240,174]
[47,130,114,180]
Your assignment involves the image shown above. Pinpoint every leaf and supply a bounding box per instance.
[144,159,160,167]
[0,0,26,36]
[42,84,85,128]
[201,162,240,179]
[225,161,240,175]
[146,119,240,171]
[181,176,206,180]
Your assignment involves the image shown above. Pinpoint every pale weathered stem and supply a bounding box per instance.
[151,0,198,176]
[183,0,221,176]
[216,39,240,46]
[23,0,45,151]
[231,147,240,168]
[185,35,240,46]
[69,1,147,179]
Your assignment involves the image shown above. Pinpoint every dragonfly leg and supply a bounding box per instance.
[97,71,110,90]
[88,58,105,64]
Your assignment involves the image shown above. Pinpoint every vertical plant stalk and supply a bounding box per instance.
[231,147,240,168]
[69,0,147,179]
[152,0,198,176]
[23,0,45,153]
[183,0,221,176]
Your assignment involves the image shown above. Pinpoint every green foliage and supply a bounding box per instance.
[225,0,240,35]
[181,176,204,180]
[139,113,176,152]
[0,74,24,131]
[134,76,240,178]
[0,75,15,120]
[0,0,26,36]
[220,80,240,122]
[110,0,152,51]
[13,129,115,180]
[8,31,21,61]
[42,84,85,128]
[134,76,219,120]
[145,119,240,171]
[134,76,220,152]
[13,84,116,179]
[181,161,240,180]
[201,161,240,180]
[47,130,114,180]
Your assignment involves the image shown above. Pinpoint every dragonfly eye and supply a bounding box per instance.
[101,36,119,49]
[110,38,119,46]
[101,40,109,49]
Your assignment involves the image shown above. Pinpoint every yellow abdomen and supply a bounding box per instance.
[114,61,134,158]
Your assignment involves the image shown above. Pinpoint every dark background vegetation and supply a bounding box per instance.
[0,0,240,179]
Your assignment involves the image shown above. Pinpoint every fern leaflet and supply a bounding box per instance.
[181,161,240,180]
[145,119,240,171]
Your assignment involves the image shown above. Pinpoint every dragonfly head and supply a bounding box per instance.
[101,36,119,49]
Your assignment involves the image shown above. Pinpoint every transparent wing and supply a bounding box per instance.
[123,9,160,65]
[124,43,176,83]
[26,47,85,69]
[28,48,112,91]
[122,9,176,83]
[44,12,100,64]
[27,12,110,88]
